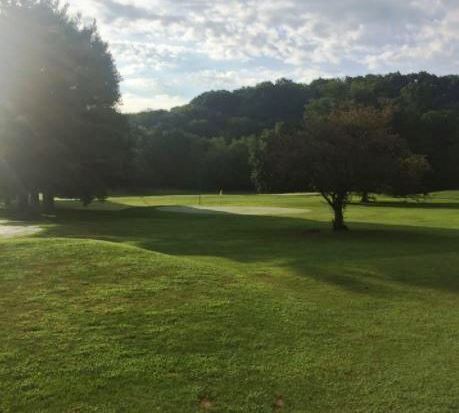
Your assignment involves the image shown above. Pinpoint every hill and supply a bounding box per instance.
[127,72,459,192]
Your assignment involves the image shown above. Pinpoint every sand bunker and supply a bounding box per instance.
[157,205,309,216]
[0,221,41,238]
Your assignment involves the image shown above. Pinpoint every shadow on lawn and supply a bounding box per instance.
[23,205,459,296]
[350,200,459,209]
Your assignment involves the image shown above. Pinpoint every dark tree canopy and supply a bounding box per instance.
[303,105,415,230]
[252,105,430,230]
[129,78,311,140]
[0,0,130,210]
[128,72,459,194]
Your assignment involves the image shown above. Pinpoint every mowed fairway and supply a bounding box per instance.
[0,192,458,412]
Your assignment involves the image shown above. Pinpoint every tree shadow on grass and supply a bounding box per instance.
[23,205,459,296]
[350,200,459,209]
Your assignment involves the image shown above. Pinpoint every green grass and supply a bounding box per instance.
[1,192,458,412]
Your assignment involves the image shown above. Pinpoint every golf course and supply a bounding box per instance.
[1,192,458,412]
[3,1,459,411]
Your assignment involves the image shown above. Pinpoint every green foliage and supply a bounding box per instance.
[0,0,130,208]
[305,105,412,229]
[391,154,432,197]
[250,124,311,193]
[129,72,459,194]
[252,104,430,230]
[129,78,310,141]
[131,127,254,191]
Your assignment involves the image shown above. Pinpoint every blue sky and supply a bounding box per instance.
[67,0,459,113]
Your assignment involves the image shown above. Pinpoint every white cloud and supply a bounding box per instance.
[119,93,188,112]
[66,0,459,111]
[177,67,333,92]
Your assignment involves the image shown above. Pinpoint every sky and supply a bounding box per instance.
[66,0,459,113]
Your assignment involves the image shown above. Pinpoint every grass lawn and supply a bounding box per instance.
[0,192,458,412]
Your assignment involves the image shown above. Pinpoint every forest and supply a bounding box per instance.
[129,73,459,196]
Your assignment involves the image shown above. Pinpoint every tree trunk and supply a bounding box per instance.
[320,192,350,231]
[17,192,29,211]
[361,192,370,203]
[332,202,348,231]
[43,192,55,213]
[3,196,11,208]
[29,192,40,210]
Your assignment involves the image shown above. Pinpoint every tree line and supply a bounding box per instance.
[1,1,458,230]
[130,73,459,197]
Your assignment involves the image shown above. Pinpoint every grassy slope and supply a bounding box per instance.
[1,192,458,412]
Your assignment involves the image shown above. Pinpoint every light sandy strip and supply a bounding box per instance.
[157,206,310,216]
[0,221,41,238]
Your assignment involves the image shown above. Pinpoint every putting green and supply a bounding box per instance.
[157,205,310,215]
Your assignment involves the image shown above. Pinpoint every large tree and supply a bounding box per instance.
[252,105,430,231]
[303,106,406,230]
[0,0,130,211]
